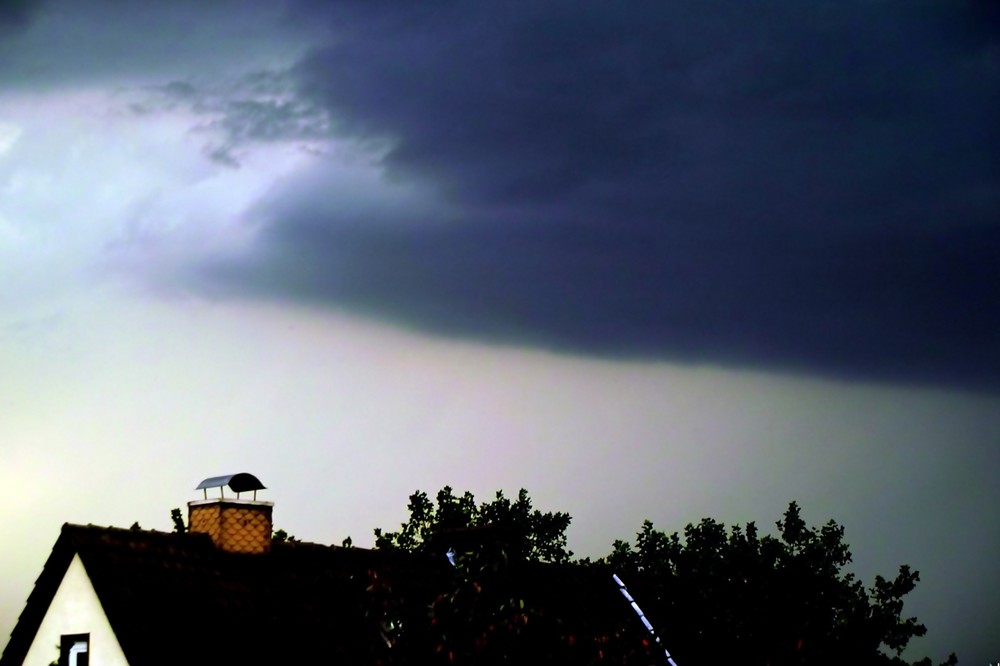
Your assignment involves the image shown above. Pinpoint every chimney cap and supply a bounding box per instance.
[195,473,266,499]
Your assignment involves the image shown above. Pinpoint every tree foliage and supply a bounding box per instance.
[272,528,296,543]
[374,486,573,564]
[170,507,186,534]
[605,502,956,666]
[370,487,658,665]
[364,489,953,665]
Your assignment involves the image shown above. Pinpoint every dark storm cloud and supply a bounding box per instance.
[0,0,313,89]
[210,1,1000,389]
[0,0,42,27]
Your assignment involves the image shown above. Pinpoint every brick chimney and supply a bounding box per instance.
[188,473,273,554]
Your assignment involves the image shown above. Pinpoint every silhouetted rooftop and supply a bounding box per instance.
[1,524,660,666]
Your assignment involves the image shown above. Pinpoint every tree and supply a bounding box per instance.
[374,486,573,564]
[604,502,957,666]
[369,487,654,665]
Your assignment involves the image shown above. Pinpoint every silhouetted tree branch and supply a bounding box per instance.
[170,507,186,534]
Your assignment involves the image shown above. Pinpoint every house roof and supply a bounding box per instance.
[1,524,662,666]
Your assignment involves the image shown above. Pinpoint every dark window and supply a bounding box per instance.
[59,633,88,666]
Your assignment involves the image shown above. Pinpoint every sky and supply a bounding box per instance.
[0,0,997,661]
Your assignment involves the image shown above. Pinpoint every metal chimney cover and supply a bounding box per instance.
[195,473,266,494]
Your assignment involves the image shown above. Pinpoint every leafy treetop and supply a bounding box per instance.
[374,486,573,564]
[605,501,957,666]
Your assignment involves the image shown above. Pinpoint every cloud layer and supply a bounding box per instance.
[190,1,1000,390]
[2,1,998,389]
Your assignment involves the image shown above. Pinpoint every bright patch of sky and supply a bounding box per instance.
[0,121,19,154]
[0,81,401,319]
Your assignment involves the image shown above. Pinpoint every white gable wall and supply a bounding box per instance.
[20,554,129,666]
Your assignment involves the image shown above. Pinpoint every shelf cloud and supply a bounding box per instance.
[184,1,999,390]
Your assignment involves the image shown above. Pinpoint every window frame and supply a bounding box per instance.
[59,633,89,666]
